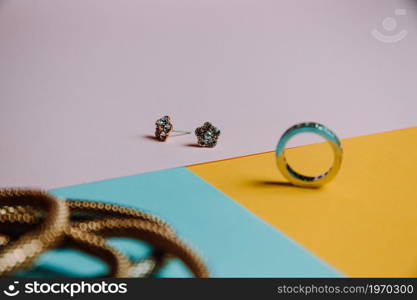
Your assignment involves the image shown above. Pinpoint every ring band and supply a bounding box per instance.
[275,122,343,187]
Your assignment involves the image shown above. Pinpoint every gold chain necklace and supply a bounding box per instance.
[0,189,209,278]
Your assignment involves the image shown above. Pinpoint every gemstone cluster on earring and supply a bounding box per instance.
[155,116,173,141]
[195,122,220,148]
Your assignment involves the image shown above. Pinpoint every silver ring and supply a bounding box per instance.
[275,122,343,187]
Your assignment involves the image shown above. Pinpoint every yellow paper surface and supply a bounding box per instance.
[188,127,417,277]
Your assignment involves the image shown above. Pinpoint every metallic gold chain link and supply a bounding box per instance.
[76,218,208,278]
[0,189,209,278]
[0,189,69,276]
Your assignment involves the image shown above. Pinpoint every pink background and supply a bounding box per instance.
[1,0,416,189]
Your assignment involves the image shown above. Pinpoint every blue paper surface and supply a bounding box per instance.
[35,167,341,277]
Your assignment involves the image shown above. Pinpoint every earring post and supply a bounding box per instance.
[171,130,191,137]
[172,130,191,134]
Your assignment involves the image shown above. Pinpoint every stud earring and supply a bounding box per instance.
[154,115,191,141]
[195,122,221,148]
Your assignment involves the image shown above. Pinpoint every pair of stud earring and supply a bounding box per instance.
[154,116,221,148]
